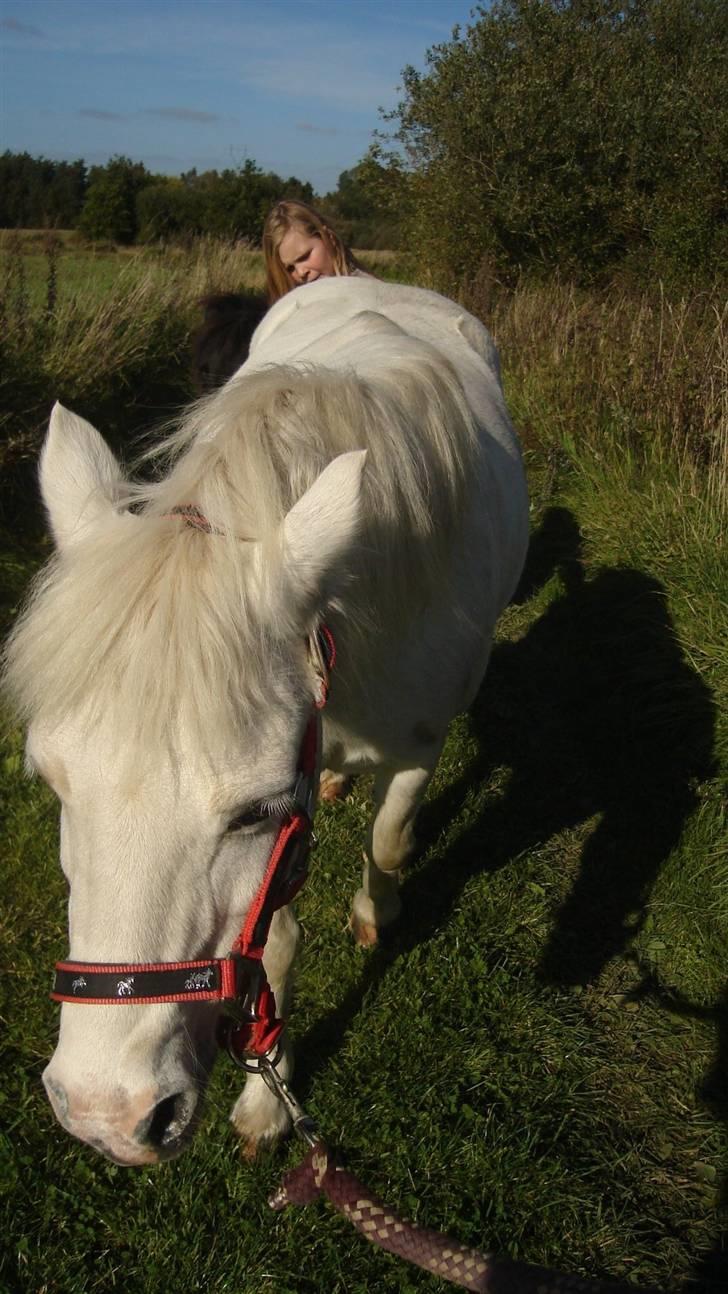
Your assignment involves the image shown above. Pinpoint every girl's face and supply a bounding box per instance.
[278,223,335,286]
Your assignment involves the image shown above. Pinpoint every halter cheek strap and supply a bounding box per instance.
[50,626,335,1062]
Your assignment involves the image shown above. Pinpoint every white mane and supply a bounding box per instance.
[4,308,479,755]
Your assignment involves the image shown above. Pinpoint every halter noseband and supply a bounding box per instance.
[50,626,336,1065]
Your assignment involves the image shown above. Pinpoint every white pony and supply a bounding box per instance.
[4,277,528,1166]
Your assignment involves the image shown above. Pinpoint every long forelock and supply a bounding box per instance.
[3,352,478,753]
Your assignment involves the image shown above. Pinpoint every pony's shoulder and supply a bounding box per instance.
[247,278,500,384]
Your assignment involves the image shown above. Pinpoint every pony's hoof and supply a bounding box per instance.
[350,885,401,947]
[350,911,380,946]
[319,769,351,801]
[230,1086,291,1151]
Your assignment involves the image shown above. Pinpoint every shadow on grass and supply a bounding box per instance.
[297,505,721,1283]
[301,505,715,1047]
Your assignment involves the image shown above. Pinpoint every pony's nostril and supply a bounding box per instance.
[44,1074,69,1121]
[143,1092,192,1149]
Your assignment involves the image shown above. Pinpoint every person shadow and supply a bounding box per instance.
[295,505,721,1281]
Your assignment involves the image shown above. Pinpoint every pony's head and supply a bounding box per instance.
[5,402,364,1164]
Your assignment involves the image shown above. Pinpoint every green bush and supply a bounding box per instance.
[380,0,728,289]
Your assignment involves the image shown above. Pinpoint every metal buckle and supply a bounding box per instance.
[227,1034,284,1073]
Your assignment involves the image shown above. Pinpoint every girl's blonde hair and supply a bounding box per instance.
[263,199,358,303]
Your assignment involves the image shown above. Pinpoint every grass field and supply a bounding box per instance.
[0,236,409,494]
[1,241,726,1294]
[0,230,403,313]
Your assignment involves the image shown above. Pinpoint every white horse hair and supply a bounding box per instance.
[3,277,528,1165]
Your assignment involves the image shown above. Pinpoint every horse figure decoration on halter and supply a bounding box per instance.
[3,277,528,1166]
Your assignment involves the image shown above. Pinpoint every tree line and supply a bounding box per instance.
[0,150,394,249]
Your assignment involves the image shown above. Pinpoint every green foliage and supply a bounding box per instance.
[1,150,317,247]
[136,161,315,245]
[78,156,154,245]
[135,177,206,242]
[0,150,87,229]
[321,160,403,249]
[0,146,406,251]
[381,0,728,288]
[0,238,265,526]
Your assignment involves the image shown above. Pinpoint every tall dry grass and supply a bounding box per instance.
[0,238,265,475]
[465,272,728,512]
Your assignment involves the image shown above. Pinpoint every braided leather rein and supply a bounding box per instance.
[255,1058,662,1294]
[270,1139,661,1294]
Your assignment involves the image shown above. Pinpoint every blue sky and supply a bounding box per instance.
[0,0,479,194]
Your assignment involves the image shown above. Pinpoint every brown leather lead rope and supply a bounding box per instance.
[269,1139,661,1294]
[258,1060,662,1294]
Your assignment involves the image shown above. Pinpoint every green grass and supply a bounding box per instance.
[7,248,146,312]
[1,250,726,1293]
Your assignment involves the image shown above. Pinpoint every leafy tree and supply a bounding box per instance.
[1,151,319,246]
[379,0,728,286]
[136,179,206,243]
[79,157,153,244]
[137,162,314,244]
[45,159,87,228]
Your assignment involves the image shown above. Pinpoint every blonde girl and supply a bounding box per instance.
[262,199,363,304]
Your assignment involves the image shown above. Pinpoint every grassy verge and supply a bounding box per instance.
[1,248,726,1293]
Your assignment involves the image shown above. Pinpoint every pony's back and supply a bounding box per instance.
[243,276,527,611]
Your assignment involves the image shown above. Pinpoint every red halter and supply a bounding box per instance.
[50,627,336,1064]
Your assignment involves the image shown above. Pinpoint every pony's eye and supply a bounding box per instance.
[226,807,267,832]
[226,791,295,833]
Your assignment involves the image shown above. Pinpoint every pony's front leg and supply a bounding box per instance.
[230,904,300,1155]
[351,763,436,946]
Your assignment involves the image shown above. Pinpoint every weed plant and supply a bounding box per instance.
[0,239,260,466]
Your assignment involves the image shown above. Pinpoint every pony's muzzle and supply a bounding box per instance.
[43,1067,200,1164]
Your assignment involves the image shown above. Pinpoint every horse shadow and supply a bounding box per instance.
[296,505,722,1284]
[300,504,715,1037]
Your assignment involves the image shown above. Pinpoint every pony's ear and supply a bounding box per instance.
[278,450,366,621]
[40,403,126,549]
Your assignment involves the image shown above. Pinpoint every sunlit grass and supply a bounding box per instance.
[1,245,726,1293]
